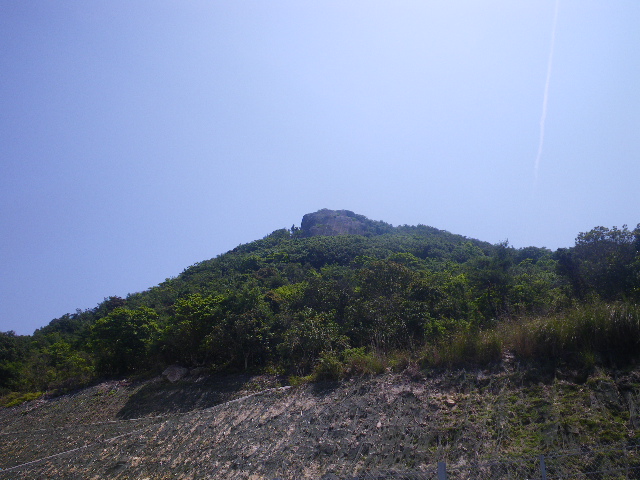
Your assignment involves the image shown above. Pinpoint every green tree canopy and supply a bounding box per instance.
[89,307,159,376]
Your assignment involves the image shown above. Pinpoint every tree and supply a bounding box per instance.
[570,225,640,300]
[466,242,514,321]
[209,308,273,371]
[278,308,348,374]
[89,307,159,376]
[161,293,225,366]
[27,341,94,391]
[0,331,28,391]
[345,260,422,350]
[509,257,565,315]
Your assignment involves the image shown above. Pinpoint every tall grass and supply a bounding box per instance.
[422,327,503,367]
[509,302,640,365]
[422,302,640,368]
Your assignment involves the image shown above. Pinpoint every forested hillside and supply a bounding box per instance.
[2,209,639,403]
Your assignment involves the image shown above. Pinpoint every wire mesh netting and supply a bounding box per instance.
[317,443,640,480]
[543,445,640,480]
[2,379,640,479]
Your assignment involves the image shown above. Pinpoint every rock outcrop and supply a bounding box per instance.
[300,209,392,237]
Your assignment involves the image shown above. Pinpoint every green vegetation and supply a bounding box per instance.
[2,211,640,399]
[0,391,43,407]
[422,301,640,369]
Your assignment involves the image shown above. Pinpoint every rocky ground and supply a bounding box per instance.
[1,363,640,479]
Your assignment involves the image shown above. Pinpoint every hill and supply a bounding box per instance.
[1,210,640,446]
[1,210,640,477]
[3,208,506,391]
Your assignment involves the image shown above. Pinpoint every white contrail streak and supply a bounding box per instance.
[534,0,560,186]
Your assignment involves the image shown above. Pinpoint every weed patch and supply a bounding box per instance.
[0,391,43,408]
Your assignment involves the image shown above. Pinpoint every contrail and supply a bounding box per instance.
[534,0,560,187]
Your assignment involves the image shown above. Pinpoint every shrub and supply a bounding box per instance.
[311,347,386,381]
[388,351,412,373]
[312,351,345,381]
[342,347,385,376]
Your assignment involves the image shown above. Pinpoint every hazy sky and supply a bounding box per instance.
[1,1,639,335]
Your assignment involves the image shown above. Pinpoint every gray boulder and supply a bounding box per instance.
[162,365,189,383]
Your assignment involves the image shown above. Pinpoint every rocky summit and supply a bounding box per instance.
[300,209,392,237]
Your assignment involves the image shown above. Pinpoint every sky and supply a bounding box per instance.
[1,1,639,335]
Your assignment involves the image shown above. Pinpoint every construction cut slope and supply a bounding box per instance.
[1,366,639,479]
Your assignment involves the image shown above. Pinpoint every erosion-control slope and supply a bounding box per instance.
[1,367,639,479]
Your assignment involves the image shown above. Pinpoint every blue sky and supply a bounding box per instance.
[1,1,639,335]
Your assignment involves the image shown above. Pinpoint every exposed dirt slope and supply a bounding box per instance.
[1,366,639,479]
